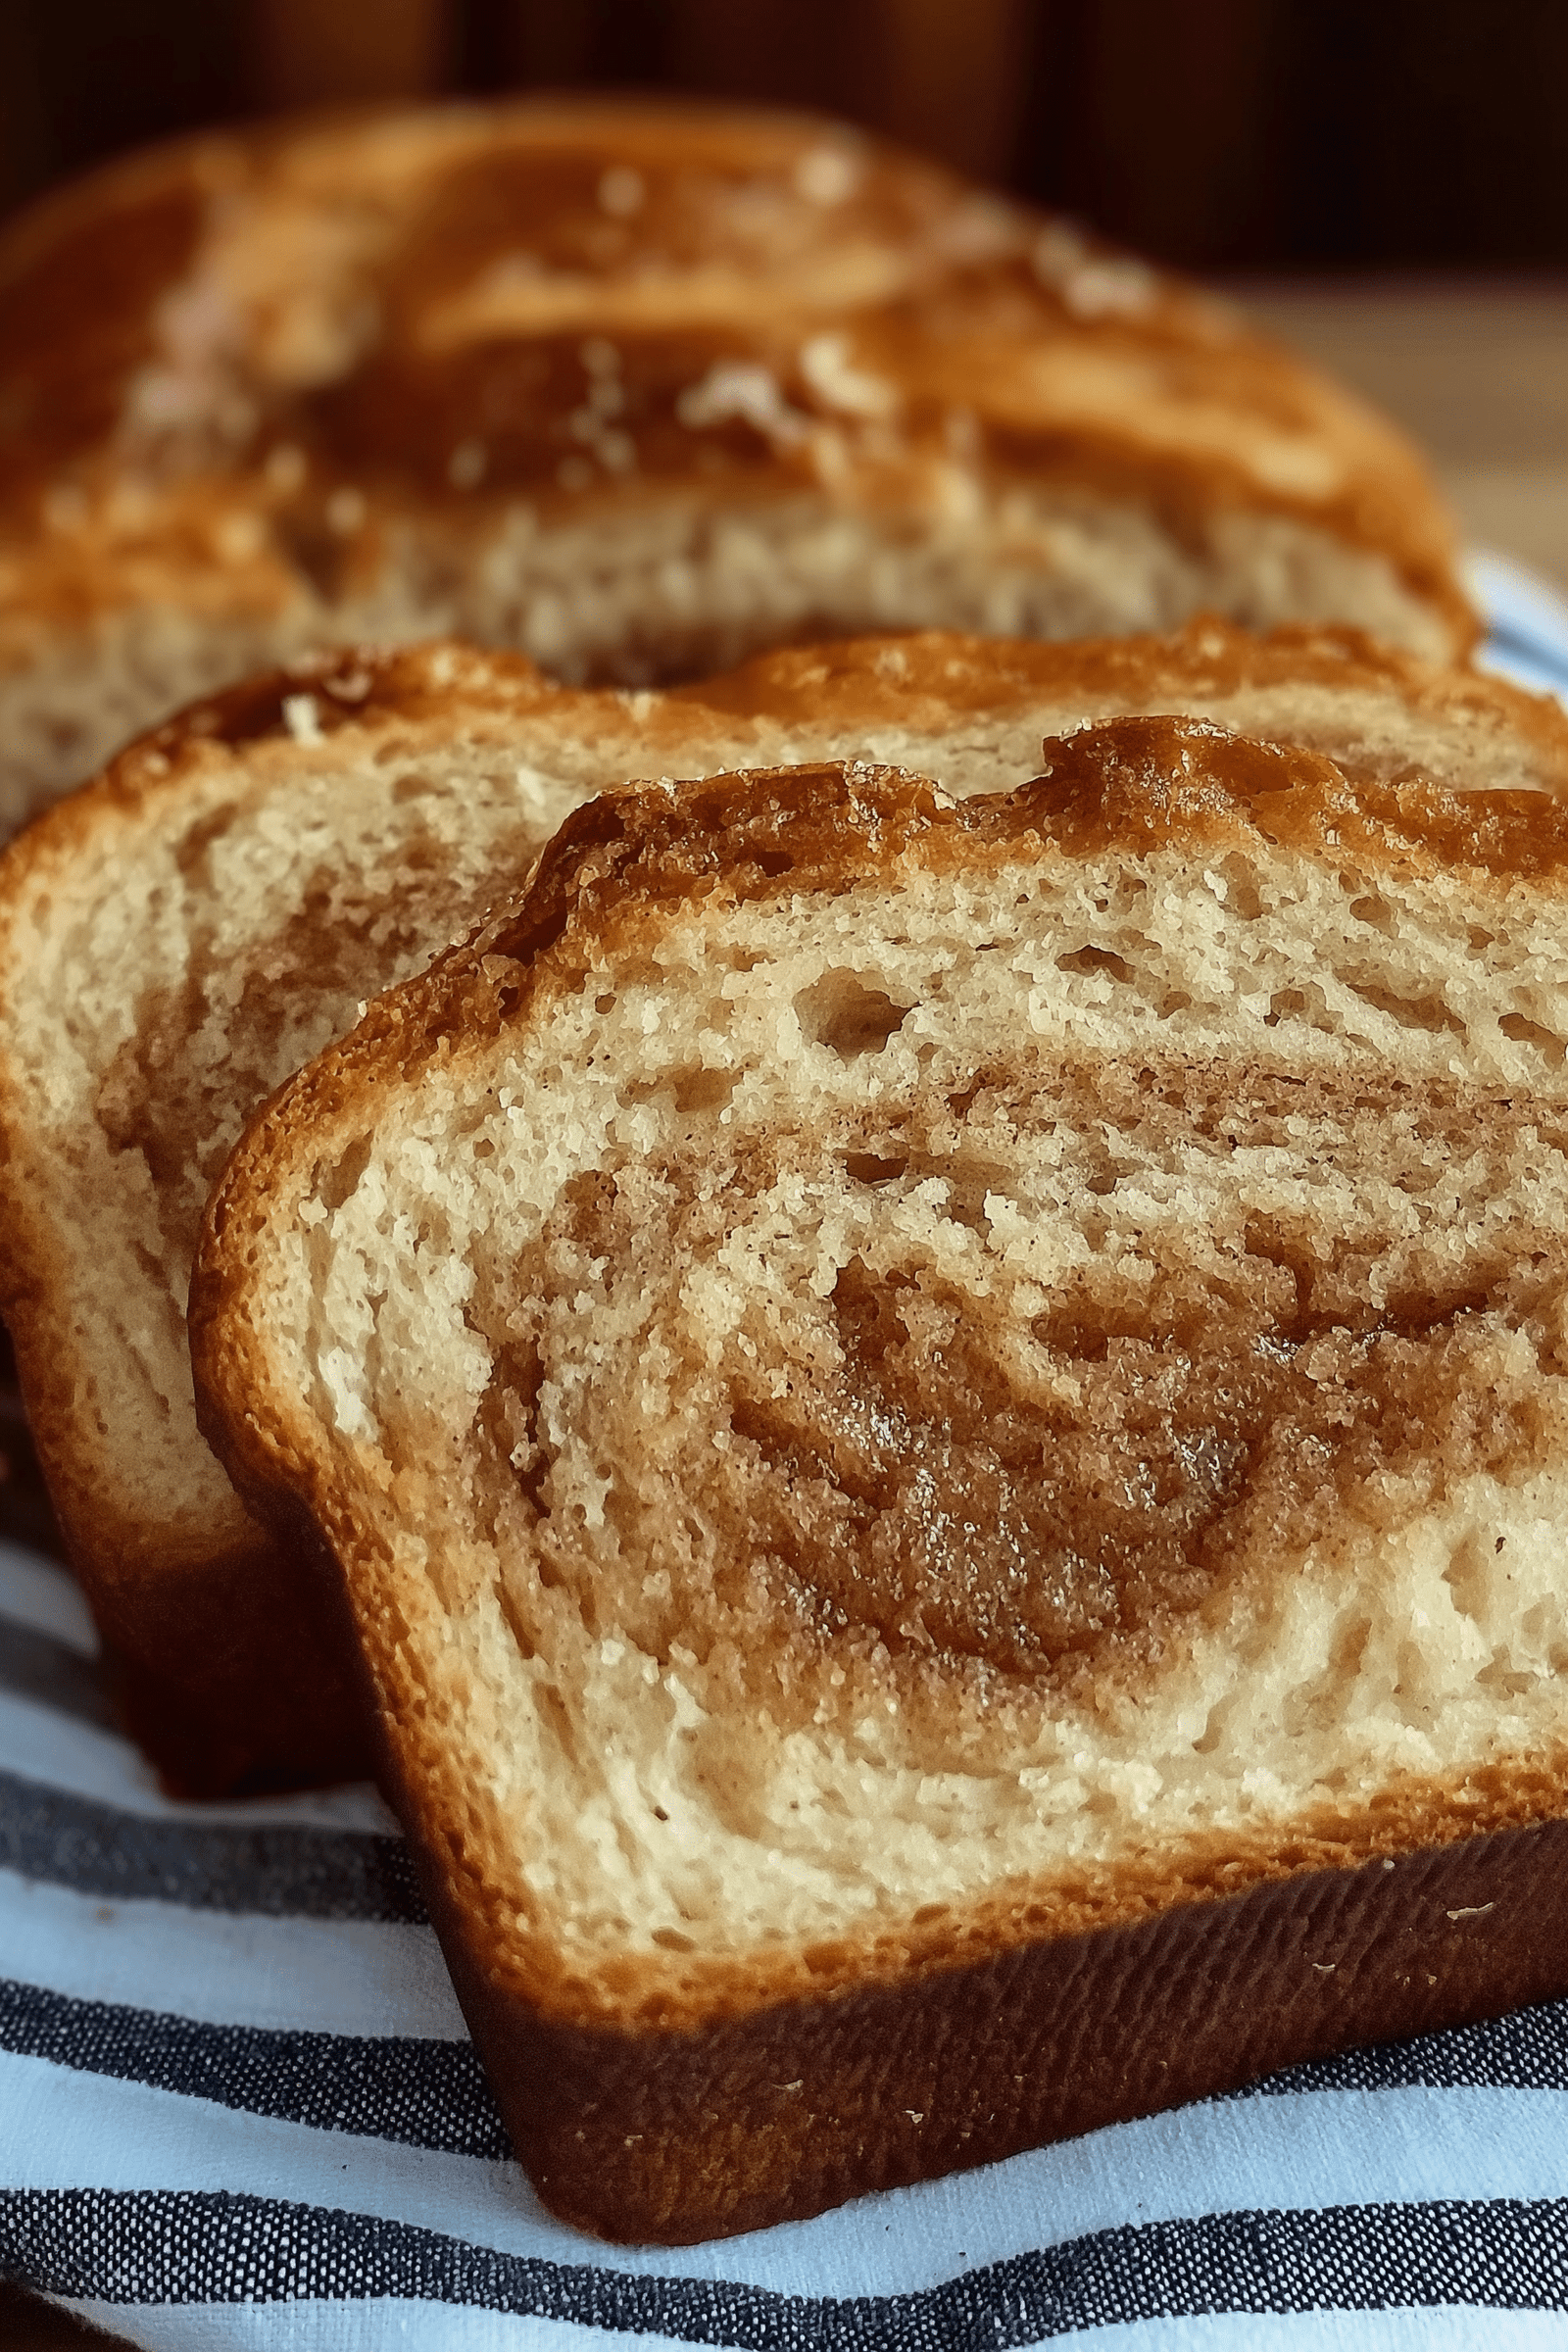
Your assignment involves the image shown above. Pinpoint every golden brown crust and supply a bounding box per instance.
[10,622,1560,970]
[285,724,1568,1059]
[0,1328,62,1560]
[0,98,1473,685]
[91,615,1563,809]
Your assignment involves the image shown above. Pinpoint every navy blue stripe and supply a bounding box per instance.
[1487,618,1568,677]
[4,2189,1568,2340]
[9,1977,1568,2178]
[1239,1995,1568,2100]
[0,1981,505,2157]
[0,1619,116,1731]
[0,1770,426,1922]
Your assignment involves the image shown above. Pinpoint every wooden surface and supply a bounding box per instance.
[246,0,452,107]
[1238,278,1568,593]
[8,2,1568,275]
[1,270,1563,2352]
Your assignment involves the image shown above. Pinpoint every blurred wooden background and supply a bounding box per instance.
[4,0,1568,268]
[2,0,1563,591]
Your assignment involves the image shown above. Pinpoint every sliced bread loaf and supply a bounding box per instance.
[0,97,1473,830]
[192,717,1568,2239]
[3,623,1562,1788]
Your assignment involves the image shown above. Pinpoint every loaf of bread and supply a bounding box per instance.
[0,622,1561,1790]
[190,722,1568,2241]
[0,96,1473,833]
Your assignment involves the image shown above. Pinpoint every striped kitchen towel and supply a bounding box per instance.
[3,560,1568,2351]
[1472,552,1568,703]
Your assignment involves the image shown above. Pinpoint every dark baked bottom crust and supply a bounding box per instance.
[97,1501,372,1798]
[109,1632,368,1800]
[426,1811,1568,2243]
[0,1319,363,1794]
[0,1269,372,1793]
[0,1326,64,1561]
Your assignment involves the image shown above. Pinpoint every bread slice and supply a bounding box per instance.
[0,96,1473,831]
[191,715,1568,2242]
[3,623,1563,1792]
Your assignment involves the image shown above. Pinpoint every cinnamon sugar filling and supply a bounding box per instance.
[471,1056,1568,1731]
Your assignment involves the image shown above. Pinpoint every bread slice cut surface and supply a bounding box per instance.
[11,620,1556,1790]
[193,720,1568,2240]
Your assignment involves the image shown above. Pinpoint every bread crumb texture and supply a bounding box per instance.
[200,718,1568,2017]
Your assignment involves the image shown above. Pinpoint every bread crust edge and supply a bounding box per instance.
[428,1801,1568,2242]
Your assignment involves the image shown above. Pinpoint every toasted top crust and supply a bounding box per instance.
[194,723,1568,2031]
[84,616,1568,821]
[0,97,1470,674]
[198,726,1568,1092]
